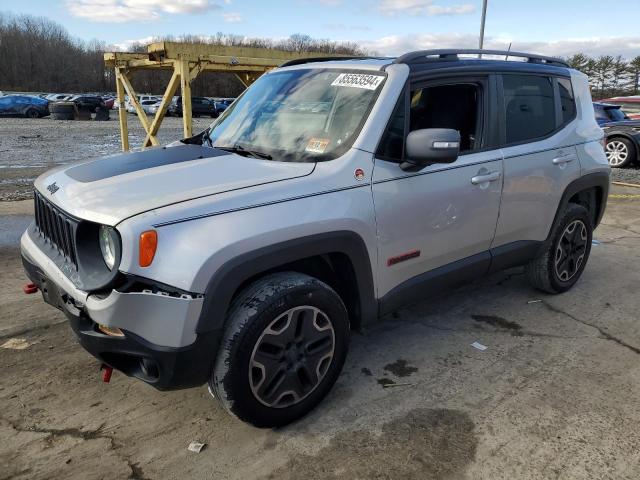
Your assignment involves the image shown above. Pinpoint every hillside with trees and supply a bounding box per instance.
[0,13,364,97]
[1,12,639,99]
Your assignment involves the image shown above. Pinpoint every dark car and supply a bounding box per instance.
[0,95,49,118]
[168,96,218,118]
[595,102,640,168]
[70,95,106,112]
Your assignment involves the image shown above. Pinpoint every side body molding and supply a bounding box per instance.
[196,231,377,334]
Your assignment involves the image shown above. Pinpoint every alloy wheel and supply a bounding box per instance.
[249,306,335,408]
[606,140,629,167]
[554,219,588,282]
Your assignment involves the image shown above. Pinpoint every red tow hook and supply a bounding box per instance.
[23,283,38,294]
[101,364,113,383]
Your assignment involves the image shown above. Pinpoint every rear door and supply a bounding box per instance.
[372,75,504,299]
[492,74,581,248]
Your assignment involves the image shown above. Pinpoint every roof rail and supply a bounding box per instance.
[279,56,387,67]
[394,49,569,68]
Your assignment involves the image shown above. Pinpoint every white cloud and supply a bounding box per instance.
[378,0,475,16]
[361,32,640,59]
[66,0,221,23]
[222,11,243,22]
[324,23,372,32]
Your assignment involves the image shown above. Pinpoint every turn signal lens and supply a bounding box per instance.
[139,230,158,267]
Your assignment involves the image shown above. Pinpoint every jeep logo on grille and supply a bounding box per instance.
[46,182,59,195]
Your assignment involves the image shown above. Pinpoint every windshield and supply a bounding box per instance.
[205,69,385,162]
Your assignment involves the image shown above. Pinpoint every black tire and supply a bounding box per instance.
[605,137,636,168]
[50,102,75,114]
[210,272,349,428]
[526,203,593,294]
[51,112,75,120]
[25,108,39,119]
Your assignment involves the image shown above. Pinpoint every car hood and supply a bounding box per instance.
[34,144,315,226]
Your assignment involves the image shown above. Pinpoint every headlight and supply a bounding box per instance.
[99,225,118,270]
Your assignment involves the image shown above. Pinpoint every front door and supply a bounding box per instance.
[372,76,503,303]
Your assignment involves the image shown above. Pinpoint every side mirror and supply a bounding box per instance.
[401,128,460,171]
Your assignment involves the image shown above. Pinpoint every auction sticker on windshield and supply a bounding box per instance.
[331,73,384,90]
[305,138,331,154]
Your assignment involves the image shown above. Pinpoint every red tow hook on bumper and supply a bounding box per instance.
[101,364,113,383]
[23,283,38,294]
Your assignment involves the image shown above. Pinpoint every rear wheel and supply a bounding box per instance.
[606,137,635,168]
[210,272,349,428]
[526,203,592,294]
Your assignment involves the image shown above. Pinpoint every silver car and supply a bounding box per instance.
[21,49,610,427]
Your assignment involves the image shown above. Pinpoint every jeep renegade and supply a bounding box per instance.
[21,49,610,427]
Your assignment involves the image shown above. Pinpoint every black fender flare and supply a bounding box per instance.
[546,171,610,242]
[195,230,377,334]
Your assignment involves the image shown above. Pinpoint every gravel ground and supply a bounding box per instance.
[1,190,640,479]
[0,115,212,201]
[611,165,640,184]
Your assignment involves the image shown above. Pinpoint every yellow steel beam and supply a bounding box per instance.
[147,41,327,63]
[117,71,159,146]
[115,68,129,151]
[179,60,193,139]
[143,69,181,147]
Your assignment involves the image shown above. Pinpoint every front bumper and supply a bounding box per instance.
[21,231,220,390]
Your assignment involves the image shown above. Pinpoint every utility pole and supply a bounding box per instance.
[479,0,488,49]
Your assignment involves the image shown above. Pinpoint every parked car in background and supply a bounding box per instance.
[102,96,115,109]
[0,95,49,118]
[599,96,640,120]
[213,100,229,115]
[46,93,74,102]
[594,102,640,168]
[168,96,218,117]
[70,94,105,112]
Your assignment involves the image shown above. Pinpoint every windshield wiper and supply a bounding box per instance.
[215,144,272,160]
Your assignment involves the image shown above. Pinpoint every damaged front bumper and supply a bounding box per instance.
[20,230,219,390]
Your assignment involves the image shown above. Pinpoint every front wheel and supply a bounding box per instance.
[526,203,593,294]
[210,272,349,428]
[25,108,39,118]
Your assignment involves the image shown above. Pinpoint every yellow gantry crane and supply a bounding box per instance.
[104,41,334,151]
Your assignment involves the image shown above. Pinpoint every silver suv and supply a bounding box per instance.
[21,50,610,427]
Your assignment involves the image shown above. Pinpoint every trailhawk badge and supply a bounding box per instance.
[46,182,59,195]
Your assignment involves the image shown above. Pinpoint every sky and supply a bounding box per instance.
[1,0,639,58]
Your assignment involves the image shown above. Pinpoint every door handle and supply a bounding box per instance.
[552,154,575,165]
[471,171,501,185]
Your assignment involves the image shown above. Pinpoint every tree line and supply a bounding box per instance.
[565,53,640,99]
[2,12,639,100]
[0,13,364,97]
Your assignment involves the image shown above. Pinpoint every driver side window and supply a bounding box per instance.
[377,81,484,163]
[410,83,482,153]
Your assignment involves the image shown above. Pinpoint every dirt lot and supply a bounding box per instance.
[0,116,212,201]
[1,187,640,479]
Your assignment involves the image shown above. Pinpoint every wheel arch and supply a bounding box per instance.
[196,231,377,334]
[547,172,610,243]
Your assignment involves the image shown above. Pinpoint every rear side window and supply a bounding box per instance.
[557,78,576,125]
[503,74,555,144]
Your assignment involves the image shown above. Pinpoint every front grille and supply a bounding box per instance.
[33,190,78,268]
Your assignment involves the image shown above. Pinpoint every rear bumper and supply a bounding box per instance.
[21,233,220,390]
